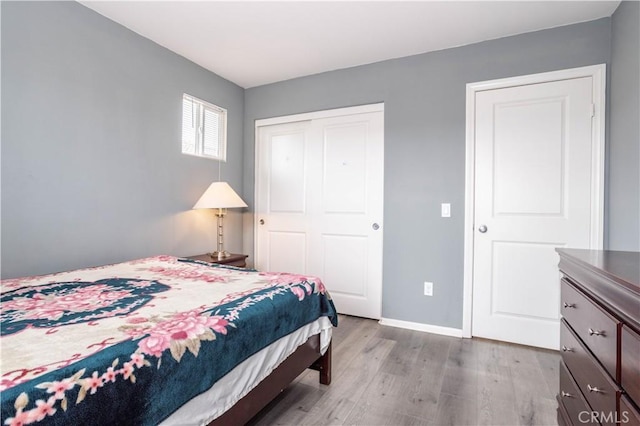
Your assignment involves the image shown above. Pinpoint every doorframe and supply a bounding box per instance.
[461,64,606,338]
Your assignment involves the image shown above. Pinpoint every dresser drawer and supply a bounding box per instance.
[622,326,640,404]
[559,360,594,425]
[620,394,640,426]
[561,320,620,426]
[557,403,570,426]
[561,279,621,378]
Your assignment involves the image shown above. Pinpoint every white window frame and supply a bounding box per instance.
[181,94,227,161]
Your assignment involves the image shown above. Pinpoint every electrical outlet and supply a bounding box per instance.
[441,203,451,218]
[424,281,433,296]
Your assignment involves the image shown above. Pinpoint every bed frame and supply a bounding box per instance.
[209,335,332,425]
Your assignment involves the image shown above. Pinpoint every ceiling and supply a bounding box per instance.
[80,1,620,89]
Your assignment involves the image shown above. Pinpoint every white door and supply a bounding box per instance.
[471,75,602,349]
[255,108,384,319]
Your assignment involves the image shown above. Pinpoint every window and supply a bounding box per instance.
[182,94,227,160]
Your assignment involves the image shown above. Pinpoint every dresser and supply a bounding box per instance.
[557,249,640,426]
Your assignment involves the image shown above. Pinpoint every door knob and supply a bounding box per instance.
[259,219,265,225]
[372,223,380,230]
[478,225,488,233]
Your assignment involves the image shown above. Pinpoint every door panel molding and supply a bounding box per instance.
[462,64,606,339]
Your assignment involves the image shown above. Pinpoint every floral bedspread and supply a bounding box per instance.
[0,256,337,425]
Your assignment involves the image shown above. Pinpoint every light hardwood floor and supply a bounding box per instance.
[248,315,560,426]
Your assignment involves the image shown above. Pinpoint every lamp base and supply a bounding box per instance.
[209,251,231,260]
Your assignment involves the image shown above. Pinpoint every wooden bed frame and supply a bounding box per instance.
[210,334,332,425]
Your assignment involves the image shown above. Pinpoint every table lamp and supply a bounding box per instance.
[193,182,247,260]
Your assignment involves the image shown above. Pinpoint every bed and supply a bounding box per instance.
[0,256,337,425]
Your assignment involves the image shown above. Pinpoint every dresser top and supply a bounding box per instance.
[557,249,639,292]
[557,249,640,330]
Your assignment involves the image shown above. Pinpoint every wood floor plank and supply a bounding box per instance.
[329,315,364,346]
[295,314,381,386]
[477,393,521,426]
[268,335,397,425]
[345,400,431,426]
[329,315,382,374]
[301,395,358,426]
[248,382,326,426]
[477,371,517,403]
[534,348,561,396]
[417,333,454,370]
[248,318,560,426]
[445,337,479,371]
[473,339,513,377]
[510,361,558,426]
[476,372,520,425]
[359,370,441,421]
[499,340,545,370]
[378,329,427,377]
[510,361,556,401]
[514,393,558,426]
[432,393,478,426]
[440,365,479,400]
[321,337,396,400]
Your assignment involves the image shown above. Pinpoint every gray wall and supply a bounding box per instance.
[2,1,636,330]
[1,2,245,279]
[608,1,640,251]
[243,19,613,329]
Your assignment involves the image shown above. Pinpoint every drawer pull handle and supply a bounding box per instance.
[563,302,575,308]
[588,328,605,336]
[561,345,573,352]
[561,391,573,398]
[587,384,604,393]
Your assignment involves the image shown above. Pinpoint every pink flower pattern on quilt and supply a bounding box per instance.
[259,271,327,295]
[3,353,154,425]
[3,285,132,321]
[145,266,229,283]
[119,310,231,362]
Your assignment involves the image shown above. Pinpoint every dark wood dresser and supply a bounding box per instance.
[557,249,640,426]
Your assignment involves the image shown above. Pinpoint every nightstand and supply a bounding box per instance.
[186,253,249,268]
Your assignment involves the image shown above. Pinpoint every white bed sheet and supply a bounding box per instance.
[162,316,333,425]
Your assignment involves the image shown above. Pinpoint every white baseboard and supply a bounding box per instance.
[379,317,464,338]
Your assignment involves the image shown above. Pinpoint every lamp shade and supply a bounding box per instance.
[193,182,248,209]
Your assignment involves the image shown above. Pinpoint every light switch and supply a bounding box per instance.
[441,203,451,218]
